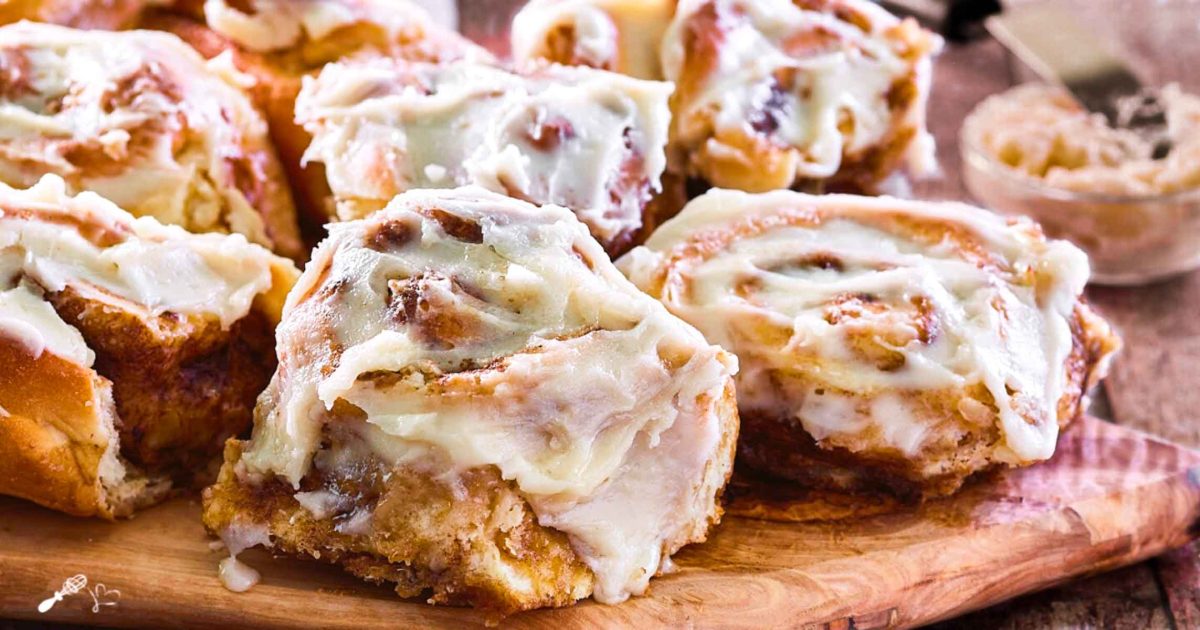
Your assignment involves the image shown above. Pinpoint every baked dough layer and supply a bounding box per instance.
[0,176,297,518]
[204,187,738,610]
[144,0,492,239]
[204,434,600,611]
[511,0,676,80]
[620,189,1120,499]
[295,56,677,256]
[0,21,303,259]
[663,0,940,193]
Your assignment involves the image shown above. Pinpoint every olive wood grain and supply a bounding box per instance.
[1,416,1196,629]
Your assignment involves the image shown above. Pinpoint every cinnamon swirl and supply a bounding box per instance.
[620,189,1120,499]
[511,0,676,80]
[0,175,297,518]
[0,22,303,260]
[202,187,738,611]
[144,0,492,235]
[662,0,940,193]
[295,56,677,256]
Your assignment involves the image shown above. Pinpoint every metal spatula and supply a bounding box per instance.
[984,2,1173,158]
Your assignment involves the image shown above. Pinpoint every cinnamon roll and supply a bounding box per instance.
[144,0,492,235]
[295,57,677,256]
[511,0,676,80]
[201,187,738,611]
[662,0,941,193]
[619,189,1120,499]
[0,0,165,29]
[0,22,303,260]
[0,175,297,518]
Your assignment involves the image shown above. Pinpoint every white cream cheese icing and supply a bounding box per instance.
[0,175,292,359]
[0,21,287,251]
[0,275,92,366]
[295,57,673,247]
[202,0,492,64]
[620,189,1094,463]
[217,519,273,593]
[662,0,940,183]
[511,0,676,80]
[218,556,261,593]
[204,0,430,52]
[238,187,736,604]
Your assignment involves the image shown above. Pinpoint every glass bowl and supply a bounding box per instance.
[961,0,1200,286]
[960,118,1200,286]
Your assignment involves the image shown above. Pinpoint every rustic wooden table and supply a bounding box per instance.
[916,37,1200,629]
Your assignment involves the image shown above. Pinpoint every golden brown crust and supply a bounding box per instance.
[47,286,277,479]
[204,376,739,612]
[684,378,740,540]
[540,21,598,69]
[0,340,114,517]
[0,282,278,517]
[221,117,307,262]
[0,176,298,517]
[203,438,597,613]
[0,334,176,518]
[511,0,676,81]
[737,408,997,501]
[734,303,1116,501]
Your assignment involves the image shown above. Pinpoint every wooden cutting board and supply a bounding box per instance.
[1,415,1197,629]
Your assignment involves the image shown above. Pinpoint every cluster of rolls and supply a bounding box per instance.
[0,0,1119,616]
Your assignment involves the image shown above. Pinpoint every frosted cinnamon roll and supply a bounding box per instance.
[620,189,1120,499]
[0,0,165,29]
[0,22,303,260]
[202,187,738,611]
[296,57,677,255]
[0,176,297,518]
[662,0,940,193]
[511,0,676,80]
[144,0,492,234]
